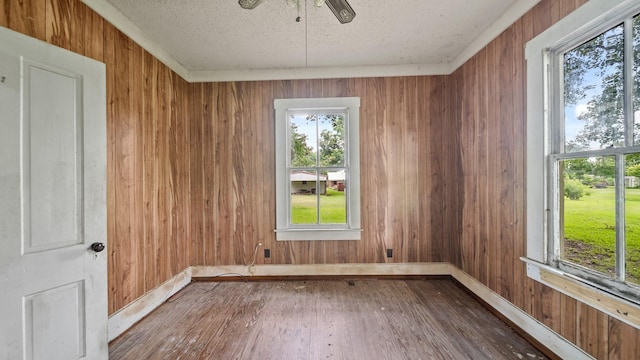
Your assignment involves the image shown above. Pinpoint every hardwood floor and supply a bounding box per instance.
[109,279,548,359]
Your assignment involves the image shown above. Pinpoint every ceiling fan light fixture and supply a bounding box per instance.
[285,0,330,10]
[239,0,355,24]
[239,0,264,10]
[325,0,356,23]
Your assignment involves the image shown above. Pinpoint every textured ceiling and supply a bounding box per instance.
[84,0,539,81]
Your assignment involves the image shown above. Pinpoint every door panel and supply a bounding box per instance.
[24,281,86,359]
[0,26,107,360]
[22,62,82,253]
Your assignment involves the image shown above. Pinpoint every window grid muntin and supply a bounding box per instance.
[551,14,640,291]
[285,109,350,229]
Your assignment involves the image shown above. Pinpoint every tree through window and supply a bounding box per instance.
[289,112,346,225]
[274,97,361,241]
[556,13,640,291]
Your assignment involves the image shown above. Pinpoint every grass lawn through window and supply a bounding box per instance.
[563,188,640,285]
[291,188,346,224]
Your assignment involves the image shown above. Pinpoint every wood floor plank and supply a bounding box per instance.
[109,279,548,360]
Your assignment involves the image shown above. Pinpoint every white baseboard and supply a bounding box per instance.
[448,267,593,360]
[190,262,451,278]
[108,263,592,359]
[108,268,192,341]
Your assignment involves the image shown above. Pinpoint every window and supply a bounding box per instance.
[274,97,361,241]
[526,0,640,311]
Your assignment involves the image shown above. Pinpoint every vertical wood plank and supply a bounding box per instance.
[202,83,217,265]
[404,77,419,262]
[130,40,145,299]
[113,29,135,310]
[46,0,83,54]
[372,77,388,263]
[417,77,433,262]
[0,1,5,27]
[608,317,639,359]
[1,0,46,40]
[189,83,205,266]
[156,63,171,281]
[103,20,118,315]
[511,15,526,311]
[142,50,159,291]
[428,77,445,261]
[577,303,609,359]
[560,294,577,344]
[81,1,103,61]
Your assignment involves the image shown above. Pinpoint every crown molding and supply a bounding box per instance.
[82,0,541,82]
[81,0,191,80]
[449,0,541,72]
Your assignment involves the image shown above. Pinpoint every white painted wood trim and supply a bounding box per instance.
[523,258,640,330]
[109,263,591,359]
[81,0,542,82]
[190,263,452,278]
[449,266,594,360]
[188,63,451,83]
[449,0,541,72]
[107,268,192,341]
[80,0,191,81]
[525,0,640,264]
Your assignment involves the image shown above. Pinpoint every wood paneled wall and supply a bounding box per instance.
[451,0,640,357]
[5,1,640,357]
[1,0,192,315]
[188,77,454,266]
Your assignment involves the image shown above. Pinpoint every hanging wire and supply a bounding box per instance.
[305,0,308,67]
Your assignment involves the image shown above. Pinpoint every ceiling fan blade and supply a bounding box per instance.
[325,0,356,23]
[239,0,264,10]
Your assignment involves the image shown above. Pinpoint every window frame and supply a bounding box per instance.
[274,97,361,241]
[525,0,640,326]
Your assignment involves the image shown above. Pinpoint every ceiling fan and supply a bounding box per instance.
[239,0,356,24]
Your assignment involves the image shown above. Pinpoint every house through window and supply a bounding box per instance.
[526,0,640,307]
[274,97,361,241]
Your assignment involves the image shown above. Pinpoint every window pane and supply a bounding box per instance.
[563,24,624,152]
[634,15,640,145]
[318,114,345,167]
[625,155,640,286]
[321,170,347,224]
[290,170,318,224]
[560,157,616,278]
[290,114,317,167]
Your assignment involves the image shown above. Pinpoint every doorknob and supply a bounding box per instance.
[90,242,105,253]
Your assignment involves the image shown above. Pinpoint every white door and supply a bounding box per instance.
[0,26,107,360]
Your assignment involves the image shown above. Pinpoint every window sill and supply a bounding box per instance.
[521,257,640,330]
[275,228,362,241]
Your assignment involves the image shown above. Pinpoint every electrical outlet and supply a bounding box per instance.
[264,248,271,258]
[386,249,393,258]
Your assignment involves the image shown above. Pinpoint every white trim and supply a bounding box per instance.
[449,0,541,72]
[449,266,594,360]
[525,42,549,263]
[81,0,540,82]
[80,0,191,81]
[275,229,362,241]
[107,268,192,341]
[274,97,361,241]
[525,0,640,57]
[108,263,592,359]
[189,63,451,83]
[190,263,451,277]
[525,0,640,297]
[523,258,640,330]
